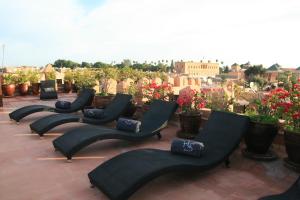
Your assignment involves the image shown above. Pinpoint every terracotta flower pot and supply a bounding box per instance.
[177,112,202,138]
[19,83,29,95]
[31,83,40,95]
[2,84,16,97]
[92,95,115,108]
[284,130,300,165]
[64,81,72,93]
[245,121,278,154]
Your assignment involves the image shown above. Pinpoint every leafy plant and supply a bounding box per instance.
[28,70,40,83]
[3,73,17,85]
[45,70,56,80]
[64,69,73,82]
[73,69,97,90]
[15,70,29,84]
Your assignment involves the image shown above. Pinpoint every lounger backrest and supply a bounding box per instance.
[195,111,250,159]
[70,89,95,110]
[140,100,178,133]
[40,80,58,100]
[103,93,132,118]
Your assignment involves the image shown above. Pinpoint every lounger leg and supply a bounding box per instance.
[31,130,35,134]
[16,121,20,125]
[67,156,72,163]
[156,132,162,140]
[225,158,230,168]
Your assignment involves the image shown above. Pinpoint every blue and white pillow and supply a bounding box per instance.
[55,100,71,109]
[44,87,55,92]
[171,139,205,157]
[84,109,105,119]
[116,118,141,133]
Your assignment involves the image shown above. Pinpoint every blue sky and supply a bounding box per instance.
[77,0,106,10]
[0,0,300,68]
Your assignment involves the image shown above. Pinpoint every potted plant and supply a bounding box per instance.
[45,69,56,81]
[176,87,206,139]
[122,82,138,117]
[2,73,16,97]
[92,68,117,108]
[15,70,29,95]
[63,69,73,93]
[142,81,173,112]
[242,88,287,160]
[281,81,300,171]
[28,70,40,95]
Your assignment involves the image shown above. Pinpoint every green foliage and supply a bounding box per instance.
[93,62,110,68]
[64,69,73,82]
[73,69,97,90]
[102,67,119,80]
[127,83,138,96]
[223,66,230,73]
[28,70,40,83]
[3,73,17,85]
[245,99,278,124]
[81,62,92,68]
[45,70,56,80]
[15,70,29,84]
[53,59,80,69]
[244,65,265,80]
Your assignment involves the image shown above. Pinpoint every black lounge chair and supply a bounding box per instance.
[40,80,58,100]
[9,88,95,123]
[29,93,133,136]
[258,176,300,200]
[88,111,250,200]
[52,100,178,161]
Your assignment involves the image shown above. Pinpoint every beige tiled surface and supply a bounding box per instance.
[0,94,298,200]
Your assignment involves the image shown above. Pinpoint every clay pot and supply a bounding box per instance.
[19,83,29,95]
[2,84,16,97]
[245,121,278,154]
[178,112,202,138]
[64,81,72,93]
[284,130,300,165]
[31,83,40,95]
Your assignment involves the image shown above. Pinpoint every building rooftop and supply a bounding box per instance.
[0,94,298,200]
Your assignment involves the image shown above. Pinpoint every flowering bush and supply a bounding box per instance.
[143,81,173,103]
[177,87,206,114]
[201,87,230,111]
[245,88,290,124]
[282,81,300,132]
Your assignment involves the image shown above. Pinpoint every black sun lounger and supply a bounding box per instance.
[40,80,58,100]
[9,88,95,122]
[29,93,132,136]
[258,176,300,200]
[88,111,250,200]
[52,100,178,161]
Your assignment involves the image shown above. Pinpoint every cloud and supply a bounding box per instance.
[0,0,300,67]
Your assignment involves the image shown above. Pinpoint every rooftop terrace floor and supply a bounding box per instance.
[0,94,298,200]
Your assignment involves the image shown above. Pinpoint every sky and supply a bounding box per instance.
[0,0,300,68]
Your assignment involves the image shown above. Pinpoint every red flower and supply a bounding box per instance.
[153,92,161,99]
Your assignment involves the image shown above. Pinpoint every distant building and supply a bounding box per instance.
[174,61,219,77]
[231,63,241,72]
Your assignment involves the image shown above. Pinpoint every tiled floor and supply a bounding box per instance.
[0,94,298,200]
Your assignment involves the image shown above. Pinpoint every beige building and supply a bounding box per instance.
[174,61,219,77]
